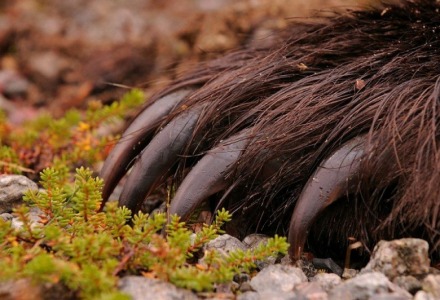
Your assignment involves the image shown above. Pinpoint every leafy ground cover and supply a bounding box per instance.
[0,89,288,299]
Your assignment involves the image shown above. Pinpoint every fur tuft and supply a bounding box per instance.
[142,0,440,259]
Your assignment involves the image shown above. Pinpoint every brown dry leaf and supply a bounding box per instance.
[355,79,366,90]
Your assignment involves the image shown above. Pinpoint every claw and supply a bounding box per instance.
[288,136,366,259]
[169,130,251,221]
[100,89,192,208]
[118,103,202,213]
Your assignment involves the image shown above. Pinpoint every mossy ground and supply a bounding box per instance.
[0,91,288,299]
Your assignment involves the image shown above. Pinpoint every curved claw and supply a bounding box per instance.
[118,104,203,213]
[169,129,251,221]
[100,89,192,208]
[288,136,366,260]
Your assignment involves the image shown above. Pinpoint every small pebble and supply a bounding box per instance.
[250,264,307,293]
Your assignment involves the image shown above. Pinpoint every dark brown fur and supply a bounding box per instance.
[111,0,440,260]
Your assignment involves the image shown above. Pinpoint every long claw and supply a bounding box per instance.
[118,104,202,213]
[100,89,192,208]
[169,130,251,221]
[288,136,366,259]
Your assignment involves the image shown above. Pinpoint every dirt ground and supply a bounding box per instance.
[0,0,365,123]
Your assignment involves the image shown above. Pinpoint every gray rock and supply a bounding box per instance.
[0,278,75,300]
[250,264,307,293]
[312,258,343,276]
[243,234,271,249]
[0,213,13,221]
[393,275,422,294]
[294,281,328,300]
[342,268,359,279]
[11,207,44,230]
[294,258,318,278]
[215,281,235,294]
[0,175,38,213]
[203,234,248,257]
[238,291,297,300]
[237,291,260,300]
[311,273,342,292]
[118,276,198,300]
[362,239,430,280]
[329,272,412,300]
[235,272,253,293]
[280,254,292,265]
[0,70,29,96]
[230,281,240,293]
[239,282,253,293]
[413,290,436,300]
[28,52,69,81]
[366,295,414,300]
[242,233,276,269]
[421,274,440,299]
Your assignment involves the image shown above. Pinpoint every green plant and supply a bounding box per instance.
[0,166,289,299]
[0,145,23,174]
[0,89,145,174]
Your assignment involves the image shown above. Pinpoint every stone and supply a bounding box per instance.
[250,264,307,293]
[27,52,68,81]
[362,239,430,280]
[311,273,342,292]
[329,272,412,300]
[294,281,328,300]
[242,234,270,249]
[0,213,13,221]
[237,291,297,300]
[421,274,440,299]
[413,290,436,300]
[118,276,198,300]
[0,278,75,300]
[393,275,422,294]
[295,258,318,278]
[237,291,260,300]
[342,268,359,279]
[203,234,248,257]
[10,207,44,230]
[0,175,38,213]
[0,70,29,96]
[242,233,277,269]
[239,282,253,293]
[366,295,415,300]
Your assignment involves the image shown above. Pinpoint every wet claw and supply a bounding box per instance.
[169,129,251,220]
[117,103,203,213]
[288,136,366,259]
[100,89,192,208]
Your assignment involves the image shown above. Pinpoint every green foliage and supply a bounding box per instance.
[0,145,22,173]
[0,89,289,298]
[0,89,145,174]
[0,167,289,299]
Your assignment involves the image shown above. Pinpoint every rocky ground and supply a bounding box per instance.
[1,174,440,299]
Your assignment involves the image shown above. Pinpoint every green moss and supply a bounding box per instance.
[0,89,145,174]
[0,167,288,299]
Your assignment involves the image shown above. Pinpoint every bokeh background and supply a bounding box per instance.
[0,0,367,122]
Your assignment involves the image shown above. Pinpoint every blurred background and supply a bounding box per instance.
[0,0,365,123]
